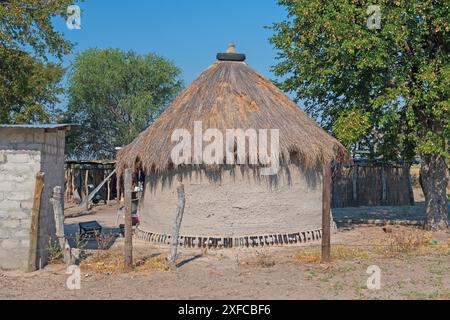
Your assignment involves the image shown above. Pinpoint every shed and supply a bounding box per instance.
[0,124,77,270]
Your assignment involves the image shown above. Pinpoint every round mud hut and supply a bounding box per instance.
[117,44,349,248]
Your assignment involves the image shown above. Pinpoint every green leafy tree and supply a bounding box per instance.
[65,48,183,158]
[332,108,371,151]
[270,0,449,230]
[0,0,74,123]
[0,47,64,123]
[0,0,73,59]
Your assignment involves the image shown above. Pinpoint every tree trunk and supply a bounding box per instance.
[420,153,449,231]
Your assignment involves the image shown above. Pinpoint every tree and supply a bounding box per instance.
[65,48,183,158]
[0,0,73,59]
[0,0,74,123]
[270,0,449,230]
[0,47,64,123]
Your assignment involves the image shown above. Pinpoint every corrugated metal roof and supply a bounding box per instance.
[66,159,116,165]
[0,123,79,130]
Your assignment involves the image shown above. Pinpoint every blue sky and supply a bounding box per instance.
[53,0,288,87]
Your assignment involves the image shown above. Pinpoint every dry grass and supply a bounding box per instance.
[134,255,170,273]
[405,289,450,300]
[236,250,277,268]
[374,228,450,258]
[94,232,116,250]
[117,59,349,179]
[373,228,450,258]
[79,251,122,274]
[252,227,448,266]
[79,250,169,274]
[255,251,276,268]
[294,245,371,264]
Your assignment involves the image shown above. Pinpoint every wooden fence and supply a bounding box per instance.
[65,160,117,204]
[332,162,414,208]
[64,160,415,208]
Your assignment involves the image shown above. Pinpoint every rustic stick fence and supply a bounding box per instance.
[332,161,414,208]
[65,160,117,205]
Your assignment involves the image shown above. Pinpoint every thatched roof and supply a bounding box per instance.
[117,45,349,177]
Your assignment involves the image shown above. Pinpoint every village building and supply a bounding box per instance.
[117,44,349,248]
[0,124,77,270]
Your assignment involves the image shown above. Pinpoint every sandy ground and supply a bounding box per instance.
[0,200,449,300]
[63,203,123,250]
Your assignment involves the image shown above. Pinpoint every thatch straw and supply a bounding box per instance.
[117,60,349,178]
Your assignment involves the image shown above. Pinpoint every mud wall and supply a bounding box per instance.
[138,165,323,238]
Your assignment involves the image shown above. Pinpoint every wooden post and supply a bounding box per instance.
[123,168,133,271]
[50,186,64,247]
[70,169,75,202]
[107,176,111,205]
[406,165,415,205]
[27,172,45,272]
[64,169,68,202]
[321,163,332,263]
[116,175,121,205]
[79,169,116,208]
[50,186,71,266]
[352,165,358,203]
[167,178,186,265]
[85,170,89,211]
[381,164,387,205]
[68,169,72,201]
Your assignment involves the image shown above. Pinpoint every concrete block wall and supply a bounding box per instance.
[37,130,66,265]
[0,128,66,270]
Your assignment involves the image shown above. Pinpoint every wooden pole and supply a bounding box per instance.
[64,169,68,202]
[352,165,358,203]
[50,186,71,266]
[50,186,64,248]
[167,178,186,265]
[116,174,121,205]
[123,168,133,271]
[67,169,71,202]
[27,172,45,272]
[107,176,111,205]
[381,164,387,205]
[70,169,75,202]
[84,170,89,211]
[321,162,332,263]
[407,165,415,205]
[79,169,116,208]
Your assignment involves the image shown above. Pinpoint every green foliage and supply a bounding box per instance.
[46,239,63,264]
[332,109,371,150]
[0,47,64,123]
[0,0,73,123]
[73,232,88,250]
[65,48,183,158]
[0,0,74,59]
[269,0,449,161]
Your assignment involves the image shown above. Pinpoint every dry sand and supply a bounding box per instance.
[1,214,449,300]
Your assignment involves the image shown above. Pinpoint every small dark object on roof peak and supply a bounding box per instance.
[217,42,246,62]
